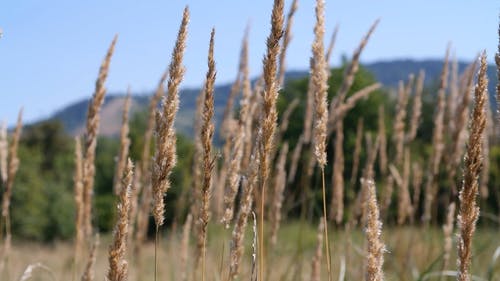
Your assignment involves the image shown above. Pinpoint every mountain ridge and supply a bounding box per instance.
[45,59,498,138]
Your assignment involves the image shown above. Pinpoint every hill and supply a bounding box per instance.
[46,59,498,138]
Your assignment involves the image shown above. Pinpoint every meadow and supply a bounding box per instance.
[0,0,499,280]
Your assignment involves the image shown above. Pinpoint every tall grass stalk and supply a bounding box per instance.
[257,0,284,280]
[310,218,325,281]
[422,48,449,225]
[229,152,260,280]
[411,162,423,222]
[82,35,117,239]
[128,165,142,245]
[80,234,99,281]
[73,137,84,280]
[496,20,500,123]
[350,118,364,187]
[393,76,412,167]
[151,7,189,280]
[406,70,425,143]
[330,83,380,222]
[0,122,7,185]
[363,177,385,281]
[441,202,455,275]
[277,0,298,87]
[107,159,133,281]
[197,28,216,281]
[135,69,168,258]
[270,143,289,246]
[1,108,22,274]
[327,19,379,134]
[377,105,388,176]
[446,61,477,196]
[325,25,339,66]
[310,0,332,279]
[180,214,192,281]
[113,92,131,196]
[457,52,487,281]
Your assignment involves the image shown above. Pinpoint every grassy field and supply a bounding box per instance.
[5,224,500,281]
[1,0,500,281]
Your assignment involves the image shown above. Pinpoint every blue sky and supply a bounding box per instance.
[0,0,498,125]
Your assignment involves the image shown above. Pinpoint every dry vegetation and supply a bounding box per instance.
[1,1,500,281]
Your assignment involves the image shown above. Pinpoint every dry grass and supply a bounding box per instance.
[270,143,289,246]
[446,60,477,195]
[3,4,500,281]
[257,0,284,279]
[377,105,388,176]
[496,20,500,123]
[363,177,385,281]
[422,48,449,225]
[229,152,260,280]
[113,92,131,196]
[310,218,324,281]
[457,52,488,281]
[4,224,499,281]
[327,19,379,133]
[350,118,364,187]
[392,77,412,167]
[82,35,117,240]
[134,69,168,257]
[405,70,425,144]
[107,159,134,281]
[152,6,189,228]
[310,1,333,280]
[196,28,217,281]
[311,0,328,169]
[81,234,99,281]
[1,108,22,270]
[73,137,85,272]
[442,202,455,272]
[277,0,298,88]
[0,122,7,185]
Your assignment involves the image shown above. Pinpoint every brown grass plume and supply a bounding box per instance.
[257,0,284,279]
[82,36,118,238]
[457,52,487,281]
[196,28,216,281]
[113,92,131,196]
[107,159,133,281]
[152,6,189,228]
[362,178,385,281]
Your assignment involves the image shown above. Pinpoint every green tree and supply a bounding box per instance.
[277,64,392,218]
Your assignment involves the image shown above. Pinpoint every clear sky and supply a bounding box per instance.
[1,0,498,126]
